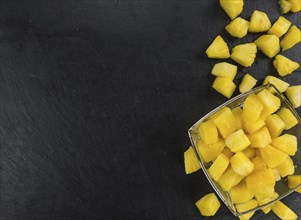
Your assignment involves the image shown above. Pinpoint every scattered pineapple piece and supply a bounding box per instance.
[242,116,265,134]
[265,114,286,138]
[279,0,301,13]
[198,120,219,145]
[273,54,299,76]
[223,147,234,159]
[208,153,230,181]
[268,16,291,37]
[184,146,201,174]
[289,0,301,12]
[285,86,301,108]
[257,88,281,119]
[280,25,301,51]
[211,62,237,80]
[236,199,258,220]
[272,201,298,220]
[242,93,263,122]
[277,156,294,177]
[212,77,236,99]
[271,134,297,156]
[231,43,257,67]
[242,147,256,159]
[232,107,243,130]
[230,181,254,204]
[277,107,298,130]
[212,107,237,138]
[230,152,254,176]
[197,139,226,162]
[225,17,249,38]
[287,175,301,193]
[218,166,244,191]
[254,35,280,58]
[258,192,279,214]
[262,75,290,93]
[259,145,288,168]
[206,35,230,58]
[248,10,271,33]
[249,127,272,148]
[225,129,251,152]
[219,0,244,20]
[195,193,221,216]
[239,74,257,94]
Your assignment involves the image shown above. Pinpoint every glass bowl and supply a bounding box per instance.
[188,83,301,217]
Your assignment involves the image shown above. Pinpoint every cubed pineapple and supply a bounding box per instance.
[225,17,249,38]
[211,62,237,80]
[239,74,257,93]
[232,107,243,130]
[198,120,219,145]
[277,156,294,177]
[277,107,298,130]
[242,93,263,122]
[257,89,281,119]
[272,201,298,220]
[252,154,267,171]
[236,199,258,220]
[198,139,226,162]
[208,153,230,181]
[268,16,291,37]
[230,181,254,204]
[287,175,301,193]
[254,35,280,58]
[262,76,290,93]
[225,129,251,152]
[242,115,265,134]
[231,43,257,67]
[249,127,272,148]
[219,0,244,20]
[280,25,301,51]
[258,192,279,214]
[265,114,286,138]
[184,146,201,174]
[285,85,301,108]
[279,0,301,13]
[248,10,271,33]
[212,107,237,138]
[289,0,301,12]
[223,147,234,159]
[206,35,230,58]
[212,77,236,99]
[259,145,288,168]
[230,152,254,176]
[195,193,221,216]
[271,134,297,156]
[273,54,299,76]
[218,166,244,191]
[242,147,256,159]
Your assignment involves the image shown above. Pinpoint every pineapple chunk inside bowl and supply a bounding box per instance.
[188,84,301,217]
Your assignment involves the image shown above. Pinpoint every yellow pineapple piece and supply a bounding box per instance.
[273,54,299,76]
[212,107,237,138]
[197,139,225,163]
[262,75,290,93]
[277,107,298,130]
[259,145,287,168]
[232,107,243,130]
[231,43,257,67]
[223,147,234,159]
[236,199,258,220]
[206,35,230,58]
[252,154,267,171]
[287,175,301,193]
[208,153,230,181]
[281,25,301,51]
[184,146,201,174]
[289,0,301,12]
[272,201,298,220]
[230,152,254,176]
[198,120,218,145]
[279,0,301,13]
[242,115,265,134]
[277,156,294,177]
[272,168,281,181]
[219,0,244,20]
[243,147,256,159]
[230,181,254,204]
[212,77,236,99]
[195,193,221,216]
[211,62,237,80]
[248,10,271,33]
[285,85,301,108]
[268,16,291,37]
[254,35,280,58]
[257,88,281,119]
[258,192,279,214]
[239,74,257,94]
[225,129,251,153]
[242,93,263,122]
[265,114,286,138]
[249,127,272,148]
[271,134,297,156]
[218,166,244,191]
[225,17,249,38]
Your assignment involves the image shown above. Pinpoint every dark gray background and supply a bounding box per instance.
[0,0,300,219]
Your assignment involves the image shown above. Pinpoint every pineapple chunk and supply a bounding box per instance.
[232,107,243,130]
[262,76,290,93]
[236,199,258,220]
[212,107,237,138]
[242,116,265,134]
[242,147,256,159]
[223,147,234,159]
[198,120,218,145]
[277,107,298,130]
[249,127,272,148]
[248,10,271,33]
[252,154,267,171]
[268,16,291,38]
[272,201,298,220]
[230,181,254,204]
[219,0,244,20]
[281,25,301,51]
[279,0,301,13]
[271,134,297,156]
[277,156,294,177]
[254,35,280,58]
[212,77,236,99]
[231,43,257,67]
[184,146,201,174]
[285,85,301,108]
[195,193,221,216]
[198,139,226,162]
[239,74,257,94]
[287,175,301,193]
[211,62,237,80]
[225,129,251,152]
[242,93,263,122]
[259,145,288,168]
[289,0,301,12]
[272,168,281,181]
[230,152,254,176]
[225,17,249,38]
[206,35,230,58]
[265,114,286,138]
[257,89,281,119]
[208,153,230,181]
[258,192,279,214]
[218,166,244,191]
[273,54,299,76]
